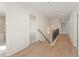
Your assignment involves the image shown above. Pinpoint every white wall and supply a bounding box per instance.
[78,7,79,56]
[5,3,51,56]
[66,5,79,56]
[36,15,51,42]
[67,11,77,48]
[51,19,60,31]
[6,3,30,56]
[68,13,75,46]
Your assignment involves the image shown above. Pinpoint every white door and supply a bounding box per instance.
[30,15,36,44]
[61,22,67,34]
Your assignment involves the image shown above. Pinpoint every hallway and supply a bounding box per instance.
[0,2,78,57]
[12,34,77,57]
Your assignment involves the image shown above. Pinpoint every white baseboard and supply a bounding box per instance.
[78,49,79,56]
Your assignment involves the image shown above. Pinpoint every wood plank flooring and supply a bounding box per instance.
[12,34,77,57]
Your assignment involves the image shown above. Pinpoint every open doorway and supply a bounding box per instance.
[0,16,6,56]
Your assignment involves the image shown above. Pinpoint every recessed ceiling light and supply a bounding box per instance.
[47,2,55,4]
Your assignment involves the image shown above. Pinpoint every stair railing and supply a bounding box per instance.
[38,29,50,43]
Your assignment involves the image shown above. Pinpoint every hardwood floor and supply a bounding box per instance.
[12,34,77,57]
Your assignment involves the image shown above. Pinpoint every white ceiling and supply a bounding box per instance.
[21,2,79,19]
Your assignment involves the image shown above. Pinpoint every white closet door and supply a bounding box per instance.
[73,12,77,48]
[61,22,67,34]
[30,15,36,44]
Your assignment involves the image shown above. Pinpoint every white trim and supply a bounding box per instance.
[50,35,59,46]
[78,48,79,56]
